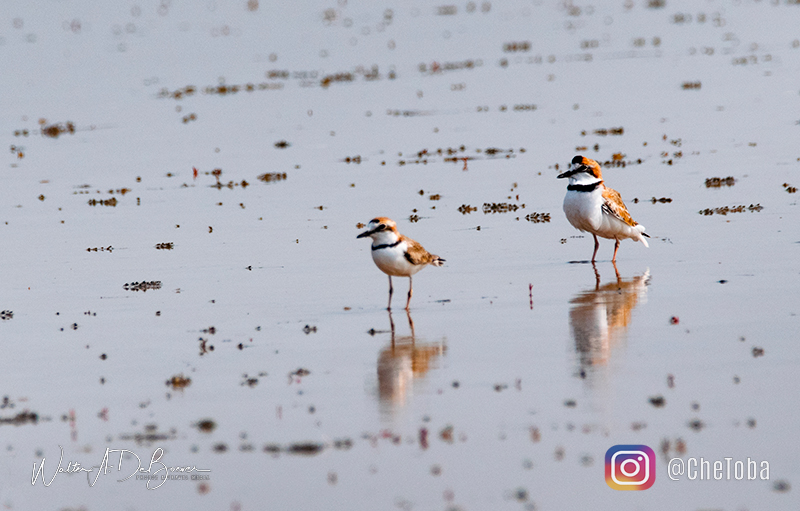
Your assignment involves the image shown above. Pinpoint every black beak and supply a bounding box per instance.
[557,165,584,179]
[358,223,387,238]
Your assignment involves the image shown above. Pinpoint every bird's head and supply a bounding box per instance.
[557,155,603,180]
[357,217,398,239]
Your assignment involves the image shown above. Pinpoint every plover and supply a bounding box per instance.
[558,155,649,262]
[357,217,444,311]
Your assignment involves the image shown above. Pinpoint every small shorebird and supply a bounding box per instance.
[558,155,649,262]
[357,217,444,311]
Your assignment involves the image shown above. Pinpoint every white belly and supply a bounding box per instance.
[563,189,644,241]
[563,189,603,233]
[371,242,426,277]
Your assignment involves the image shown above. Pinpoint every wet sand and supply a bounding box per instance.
[1,1,799,509]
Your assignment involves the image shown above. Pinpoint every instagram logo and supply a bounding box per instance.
[605,445,656,490]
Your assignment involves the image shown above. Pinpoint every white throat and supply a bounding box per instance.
[371,230,400,246]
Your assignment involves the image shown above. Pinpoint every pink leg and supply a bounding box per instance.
[612,240,620,263]
[591,234,600,263]
[387,276,393,311]
[405,276,413,311]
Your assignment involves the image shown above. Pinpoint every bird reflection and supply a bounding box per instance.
[377,311,446,413]
[569,263,650,377]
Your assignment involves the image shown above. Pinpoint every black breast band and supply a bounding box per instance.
[567,181,601,192]
[372,240,402,251]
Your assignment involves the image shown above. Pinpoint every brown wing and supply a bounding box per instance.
[601,187,637,227]
[402,236,440,265]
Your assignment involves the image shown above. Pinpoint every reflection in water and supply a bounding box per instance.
[377,312,446,413]
[569,263,650,375]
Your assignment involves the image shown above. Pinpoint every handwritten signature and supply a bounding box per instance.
[32,446,210,489]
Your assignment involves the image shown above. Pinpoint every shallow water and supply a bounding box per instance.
[2,1,799,509]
